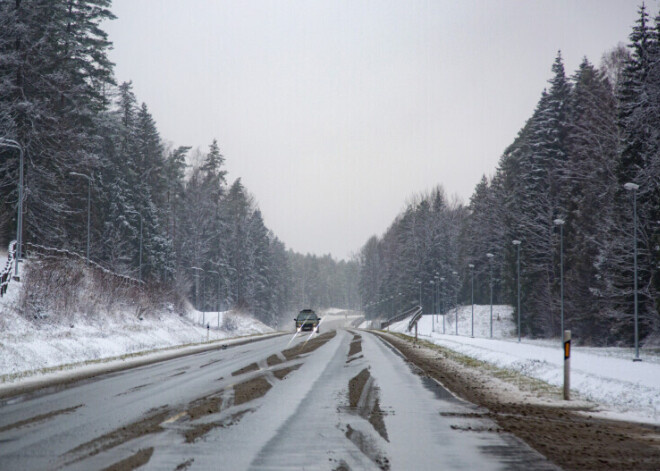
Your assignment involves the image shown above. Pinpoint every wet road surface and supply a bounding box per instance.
[0,317,557,470]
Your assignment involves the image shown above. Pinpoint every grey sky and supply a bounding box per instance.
[103,0,655,261]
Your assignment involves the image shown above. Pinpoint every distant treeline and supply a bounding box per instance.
[0,0,358,325]
[358,5,660,346]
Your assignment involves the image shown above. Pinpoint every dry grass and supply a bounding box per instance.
[18,256,182,324]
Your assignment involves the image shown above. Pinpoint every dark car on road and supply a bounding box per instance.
[295,309,321,332]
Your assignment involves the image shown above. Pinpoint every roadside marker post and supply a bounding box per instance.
[563,330,571,400]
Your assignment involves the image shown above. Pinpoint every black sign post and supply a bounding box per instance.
[563,330,571,400]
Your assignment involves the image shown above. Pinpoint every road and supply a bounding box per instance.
[0,314,555,470]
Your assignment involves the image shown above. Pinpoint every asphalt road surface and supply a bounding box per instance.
[0,314,556,470]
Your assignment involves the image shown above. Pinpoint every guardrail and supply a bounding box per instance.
[407,306,423,332]
[0,240,17,297]
[380,305,422,330]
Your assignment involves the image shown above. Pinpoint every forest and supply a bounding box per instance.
[358,5,660,346]
[0,0,359,325]
[3,2,660,343]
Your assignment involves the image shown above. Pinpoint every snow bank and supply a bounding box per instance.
[386,305,660,425]
[0,259,273,380]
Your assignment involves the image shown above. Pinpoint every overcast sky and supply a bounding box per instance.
[103,0,657,261]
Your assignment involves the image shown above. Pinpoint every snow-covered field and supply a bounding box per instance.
[0,263,273,382]
[383,305,660,425]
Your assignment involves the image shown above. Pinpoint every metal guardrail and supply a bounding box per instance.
[380,305,422,330]
[407,306,423,332]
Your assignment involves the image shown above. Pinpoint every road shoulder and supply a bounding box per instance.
[374,331,660,471]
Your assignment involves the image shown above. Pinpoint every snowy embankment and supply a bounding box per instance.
[384,305,660,425]
[0,257,273,382]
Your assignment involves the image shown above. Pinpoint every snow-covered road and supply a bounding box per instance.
[0,326,555,470]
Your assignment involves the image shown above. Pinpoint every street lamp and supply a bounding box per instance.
[453,271,459,335]
[430,279,435,332]
[208,269,220,328]
[0,138,24,279]
[624,182,642,362]
[191,266,205,322]
[440,277,445,333]
[486,253,494,338]
[469,264,475,337]
[434,273,440,326]
[418,280,422,309]
[554,218,565,340]
[70,172,93,265]
[512,240,522,342]
[127,209,143,281]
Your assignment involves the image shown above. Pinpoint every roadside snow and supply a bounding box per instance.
[320,307,346,315]
[0,261,273,381]
[386,306,660,425]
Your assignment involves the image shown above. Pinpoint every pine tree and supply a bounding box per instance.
[614,4,660,342]
[0,0,115,251]
[563,58,619,343]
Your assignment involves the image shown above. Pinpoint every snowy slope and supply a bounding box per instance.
[0,260,273,381]
[386,306,660,425]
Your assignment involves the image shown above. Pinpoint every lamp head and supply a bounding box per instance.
[624,182,639,191]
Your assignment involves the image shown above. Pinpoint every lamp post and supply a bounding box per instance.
[513,240,522,342]
[453,271,459,335]
[430,279,435,332]
[69,172,93,265]
[486,253,494,338]
[191,266,205,322]
[0,138,24,279]
[469,264,475,337]
[554,219,565,340]
[208,269,220,328]
[418,280,422,309]
[440,277,445,333]
[127,209,143,281]
[624,183,641,362]
[434,273,440,326]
